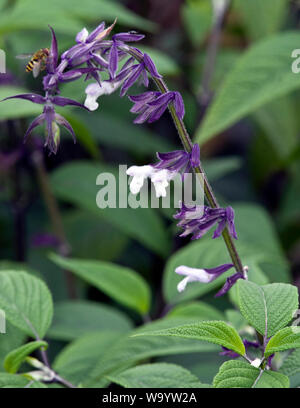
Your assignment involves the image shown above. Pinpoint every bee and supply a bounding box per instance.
[16,48,50,78]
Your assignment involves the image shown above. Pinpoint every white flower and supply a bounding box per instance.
[126,166,175,198]
[126,165,154,195]
[251,358,262,368]
[175,265,214,292]
[150,169,175,198]
[76,27,89,43]
[84,81,122,111]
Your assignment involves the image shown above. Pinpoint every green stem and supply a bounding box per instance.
[124,46,244,274]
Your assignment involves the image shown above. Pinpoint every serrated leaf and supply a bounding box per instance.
[134,321,246,356]
[213,360,289,388]
[237,280,299,337]
[50,161,170,257]
[4,341,47,374]
[48,300,132,340]
[85,318,219,387]
[265,327,300,357]
[195,32,300,145]
[0,271,53,339]
[50,254,151,315]
[108,363,209,388]
[280,349,300,377]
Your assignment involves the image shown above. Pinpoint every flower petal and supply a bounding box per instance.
[52,96,89,110]
[2,93,45,104]
[24,113,45,141]
[143,53,162,78]
[109,41,119,79]
[48,25,58,72]
[55,113,76,143]
[112,32,145,42]
[76,27,89,43]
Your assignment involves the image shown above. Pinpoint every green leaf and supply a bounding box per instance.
[134,321,246,356]
[167,301,224,321]
[237,280,299,337]
[50,254,151,316]
[0,373,46,388]
[108,363,209,388]
[0,271,53,338]
[213,360,289,388]
[234,0,287,41]
[253,96,298,160]
[81,111,175,156]
[203,157,242,182]
[265,327,300,357]
[0,0,156,35]
[85,318,218,387]
[280,349,300,377]
[50,161,170,257]
[61,0,156,32]
[63,210,128,262]
[195,32,300,145]
[53,331,121,386]
[0,323,26,372]
[48,300,133,341]
[4,341,47,374]
[182,0,212,47]
[0,86,41,120]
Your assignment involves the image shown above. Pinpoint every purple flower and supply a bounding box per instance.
[175,263,234,292]
[215,272,244,297]
[128,90,185,123]
[174,203,238,240]
[175,263,246,297]
[43,26,100,92]
[119,53,162,97]
[154,143,200,173]
[61,21,116,66]
[2,93,87,154]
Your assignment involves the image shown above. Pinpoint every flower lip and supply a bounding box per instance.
[175,263,234,293]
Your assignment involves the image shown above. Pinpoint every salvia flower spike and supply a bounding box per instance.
[174,203,238,241]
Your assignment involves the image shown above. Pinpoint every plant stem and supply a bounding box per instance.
[124,46,244,274]
[31,147,77,298]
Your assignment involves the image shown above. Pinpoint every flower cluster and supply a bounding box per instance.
[174,203,237,240]
[126,143,200,198]
[2,22,181,154]
[172,202,244,296]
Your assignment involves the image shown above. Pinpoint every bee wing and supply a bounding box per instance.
[16,53,33,60]
[32,61,42,78]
